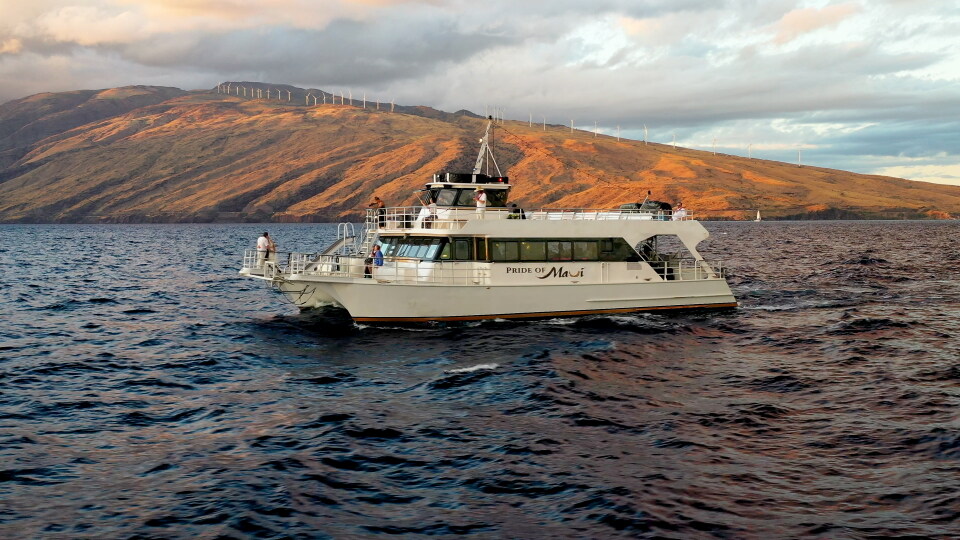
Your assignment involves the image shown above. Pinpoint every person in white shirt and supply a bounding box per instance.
[417,198,437,228]
[474,187,487,216]
[672,202,687,221]
[256,232,275,267]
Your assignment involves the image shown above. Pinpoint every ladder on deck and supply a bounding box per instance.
[350,210,379,257]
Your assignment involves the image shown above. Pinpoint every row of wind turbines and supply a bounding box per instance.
[216,83,396,112]
[215,83,806,168]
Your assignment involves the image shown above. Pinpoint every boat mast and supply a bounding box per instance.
[472,117,502,176]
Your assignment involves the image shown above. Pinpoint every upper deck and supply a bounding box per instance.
[371,205,693,233]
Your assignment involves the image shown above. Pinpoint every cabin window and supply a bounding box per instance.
[547,241,573,261]
[520,241,546,261]
[379,236,400,257]
[453,239,471,260]
[573,241,598,261]
[435,189,457,206]
[438,237,478,260]
[455,189,476,206]
[391,237,443,259]
[486,190,508,208]
[491,240,519,262]
[598,238,641,262]
[488,237,638,262]
[424,240,443,260]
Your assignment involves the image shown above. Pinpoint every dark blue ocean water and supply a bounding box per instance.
[1,221,958,539]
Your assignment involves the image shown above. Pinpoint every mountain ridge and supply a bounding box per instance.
[0,84,958,223]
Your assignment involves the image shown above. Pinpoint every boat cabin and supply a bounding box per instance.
[422,172,511,208]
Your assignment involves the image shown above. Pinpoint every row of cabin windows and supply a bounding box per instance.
[378,237,641,262]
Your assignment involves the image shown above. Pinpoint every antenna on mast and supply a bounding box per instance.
[472,116,502,176]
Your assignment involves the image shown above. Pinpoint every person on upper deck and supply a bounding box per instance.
[368,196,386,227]
[417,195,437,228]
[508,203,526,220]
[474,187,487,216]
[672,202,687,221]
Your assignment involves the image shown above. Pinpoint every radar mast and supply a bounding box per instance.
[472,117,502,177]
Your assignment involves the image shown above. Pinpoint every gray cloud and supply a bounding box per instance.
[1,0,958,184]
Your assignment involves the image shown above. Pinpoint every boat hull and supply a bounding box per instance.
[277,277,736,322]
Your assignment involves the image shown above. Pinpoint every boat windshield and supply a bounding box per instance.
[430,188,507,208]
[379,237,444,260]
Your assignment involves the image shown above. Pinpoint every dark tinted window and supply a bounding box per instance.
[573,241,597,260]
[547,241,573,261]
[453,239,471,260]
[456,189,476,206]
[520,241,546,261]
[486,189,508,208]
[487,237,637,262]
[491,241,519,262]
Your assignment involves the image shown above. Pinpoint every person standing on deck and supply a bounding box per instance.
[368,196,386,228]
[473,187,487,216]
[256,231,274,267]
[672,202,687,221]
[365,244,384,278]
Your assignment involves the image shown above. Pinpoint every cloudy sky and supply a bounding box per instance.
[1,0,958,185]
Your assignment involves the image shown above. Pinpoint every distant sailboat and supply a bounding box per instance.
[755,209,762,222]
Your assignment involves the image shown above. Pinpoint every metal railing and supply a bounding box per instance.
[366,206,694,231]
[646,258,725,281]
[242,250,301,278]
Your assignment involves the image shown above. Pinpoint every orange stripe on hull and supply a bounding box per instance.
[353,302,738,323]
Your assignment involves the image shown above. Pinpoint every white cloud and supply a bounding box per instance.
[772,3,861,45]
[874,162,960,187]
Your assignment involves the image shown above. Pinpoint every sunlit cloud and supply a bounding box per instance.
[0,38,23,54]
[773,3,861,45]
[874,162,960,187]
[33,6,145,46]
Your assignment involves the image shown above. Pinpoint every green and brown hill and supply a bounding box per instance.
[1,84,959,223]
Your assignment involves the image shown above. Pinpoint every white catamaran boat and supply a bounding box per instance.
[239,120,737,323]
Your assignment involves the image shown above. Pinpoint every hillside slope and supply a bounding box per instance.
[1,87,958,223]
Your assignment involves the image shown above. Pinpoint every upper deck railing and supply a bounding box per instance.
[369,206,693,231]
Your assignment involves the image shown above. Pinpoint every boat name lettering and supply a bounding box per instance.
[506,267,539,274]
[537,266,585,279]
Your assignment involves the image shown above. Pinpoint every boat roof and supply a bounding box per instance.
[425,172,510,190]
